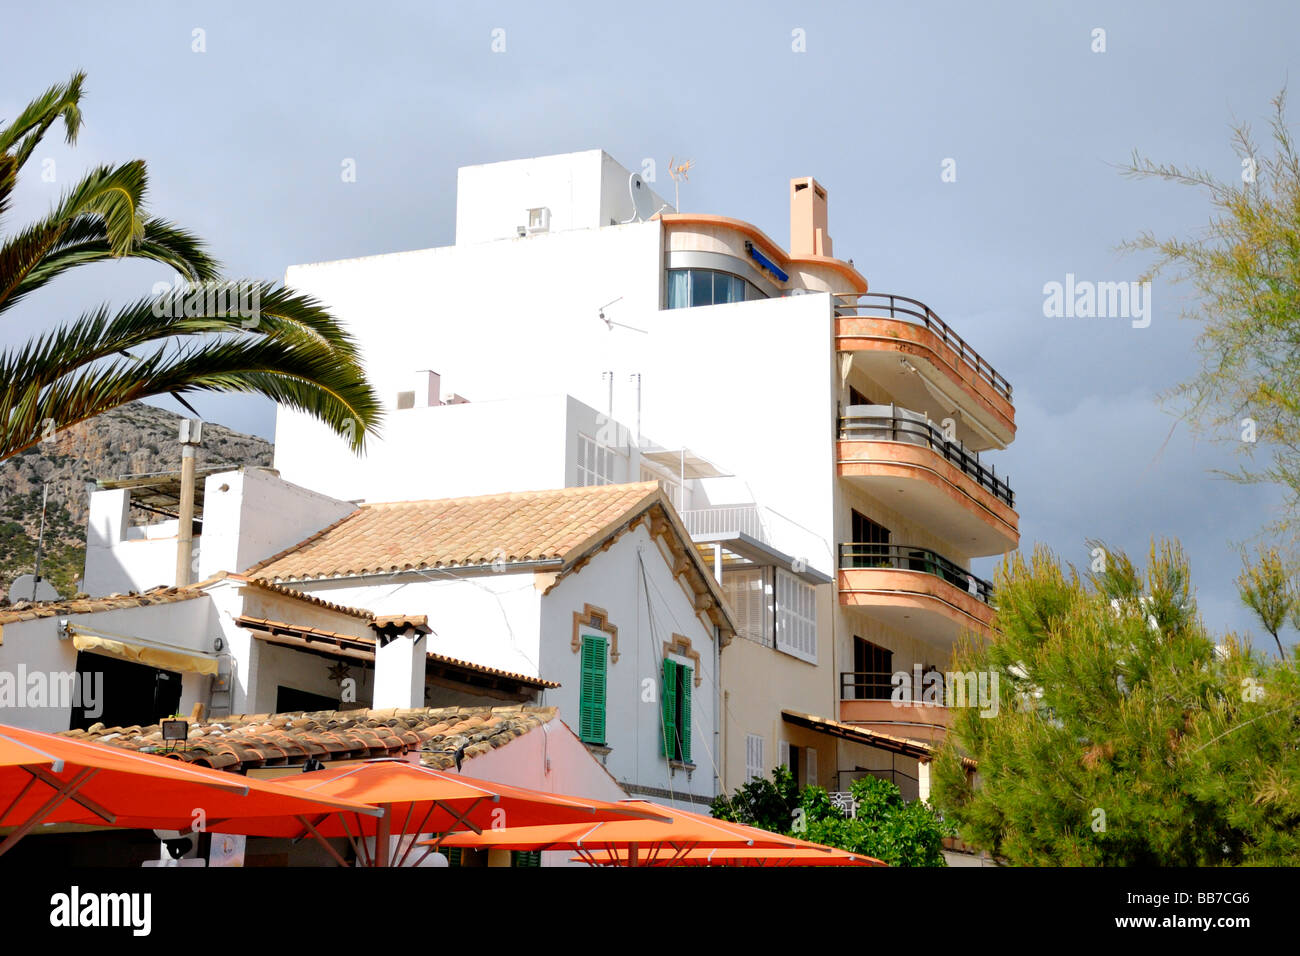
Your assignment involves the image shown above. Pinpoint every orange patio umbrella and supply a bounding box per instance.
[0,723,383,858]
[213,759,674,867]
[430,798,814,866]
[625,845,884,867]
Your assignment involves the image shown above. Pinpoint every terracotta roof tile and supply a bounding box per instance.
[62,706,557,772]
[0,582,211,627]
[246,482,662,582]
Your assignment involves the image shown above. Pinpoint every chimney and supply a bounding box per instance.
[790,177,832,258]
[414,370,441,408]
[371,616,431,709]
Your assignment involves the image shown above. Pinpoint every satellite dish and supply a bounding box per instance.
[9,574,58,603]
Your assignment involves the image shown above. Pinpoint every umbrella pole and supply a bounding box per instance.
[375,803,392,868]
[294,815,349,868]
[0,767,98,858]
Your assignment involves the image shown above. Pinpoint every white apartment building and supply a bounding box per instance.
[273,148,1019,800]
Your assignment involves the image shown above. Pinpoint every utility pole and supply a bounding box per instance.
[175,419,203,587]
[31,482,48,601]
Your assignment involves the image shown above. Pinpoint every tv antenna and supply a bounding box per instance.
[668,157,693,211]
[597,297,647,334]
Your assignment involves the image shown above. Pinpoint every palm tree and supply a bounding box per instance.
[0,73,381,461]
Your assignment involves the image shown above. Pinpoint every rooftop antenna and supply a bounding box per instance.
[668,157,693,212]
[597,296,648,334]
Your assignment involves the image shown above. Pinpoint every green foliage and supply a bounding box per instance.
[931,540,1300,866]
[1122,89,1300,537]
[712,767,950,867]
[0,73,382,462]
[1236,547,1299,656]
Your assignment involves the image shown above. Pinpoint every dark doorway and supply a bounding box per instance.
[276,686,339,713]
[70,651,182,731]
[852,637,894,700]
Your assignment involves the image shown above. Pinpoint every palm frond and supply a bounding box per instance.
[5,216,220,311]
[0,72,85,171]
[0,153,15,228]
[0,289,381,457]
[1,334,381,459]
[0,160,149,314]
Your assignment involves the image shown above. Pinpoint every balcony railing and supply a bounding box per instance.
[839,542,995,604]
[840,670,896,701]
[834,292,1012,401]
[680,504,770,542]
[840,404,1013,507]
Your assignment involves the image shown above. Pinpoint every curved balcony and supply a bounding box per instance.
[834,293,1015,451]
[839,672,951,743]
[838,405,1018,556]
[838,543,997,645]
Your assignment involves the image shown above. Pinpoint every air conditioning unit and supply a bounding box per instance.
[525,206,551,235]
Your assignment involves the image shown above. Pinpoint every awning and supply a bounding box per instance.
[781,709,977,769]
[640,448,731,480]
[71,632,219,677]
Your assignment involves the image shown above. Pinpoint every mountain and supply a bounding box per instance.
[0,403,272,599]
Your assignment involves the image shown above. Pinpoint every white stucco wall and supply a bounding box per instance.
[538,522,719,805]
[291,572,544,680]
[0,596,220,732]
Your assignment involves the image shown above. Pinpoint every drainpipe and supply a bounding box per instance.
[175,419,203,587]
[714,624,722,797]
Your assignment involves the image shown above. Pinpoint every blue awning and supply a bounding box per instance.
[746,242,789,283]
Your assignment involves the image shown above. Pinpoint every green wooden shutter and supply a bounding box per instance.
[579,636,607,744]
[445,847,462,867]
[679,666,692,763]
[512,850,541,867]
[661,659,678,759]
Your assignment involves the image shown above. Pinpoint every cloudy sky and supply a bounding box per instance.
[2,1,1295,644]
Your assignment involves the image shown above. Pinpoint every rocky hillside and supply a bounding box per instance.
[0,403,272,599]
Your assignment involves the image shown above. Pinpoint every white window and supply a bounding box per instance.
[778,740,790,771]
[805,747,818,788]
[722,567,772,646]
[745,734,765,783]
[775,568,817,663]
[577,434,615,486]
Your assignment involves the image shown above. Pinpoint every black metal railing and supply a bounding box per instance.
[834,292,1012,400]
[839,670,897,701]
[839,542,995,604]
[840,405,1014,507]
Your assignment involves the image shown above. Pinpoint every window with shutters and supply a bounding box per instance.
[745,734,765,782]
[661,658,693,764]
[512,850,542,867]
[578,635,608,745]
[775,568,816,663]
[805,746,818,788]
[722,567,773,647]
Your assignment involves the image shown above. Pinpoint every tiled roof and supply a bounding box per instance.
[238,575,376,620]
[61,705,558,772]
[247,482,663,582]
[0,581,212,627]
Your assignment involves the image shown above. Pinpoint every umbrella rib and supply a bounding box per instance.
[0,773,39,827]
[25,766,116,822]
[0,767,97,858]
[395,803,439,868]
[348,813,374,867]
[295,815,349,868]
[0,731,65,773]
[335,812,367,866]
